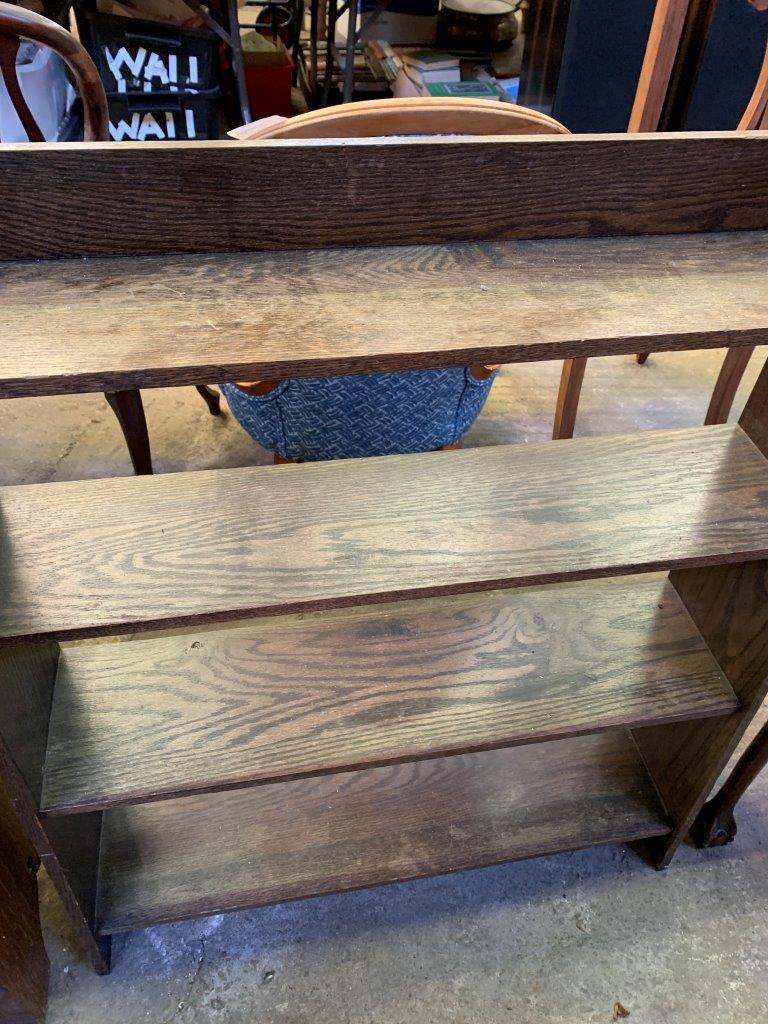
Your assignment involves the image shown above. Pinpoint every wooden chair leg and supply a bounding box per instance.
[704,345,755,426]
[690,719,768,848]
[553,357,587,440]
[104,389,153,475]
[636,352,650,364]
[195,384,222,416]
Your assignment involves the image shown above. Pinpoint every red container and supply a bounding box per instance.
[243,38,294,119]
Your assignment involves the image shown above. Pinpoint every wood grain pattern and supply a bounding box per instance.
[2,133,768,261]
[40,575,737,815]
[3,424,768,645]
[95,732,670,934]
[4,231,768,397]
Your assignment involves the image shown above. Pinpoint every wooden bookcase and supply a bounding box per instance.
[2,133,768,1010]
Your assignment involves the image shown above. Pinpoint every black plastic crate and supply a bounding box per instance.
[81,13,218,94]
[106,89,220,141]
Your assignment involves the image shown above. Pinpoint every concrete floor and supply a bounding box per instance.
[4,348,768,1024]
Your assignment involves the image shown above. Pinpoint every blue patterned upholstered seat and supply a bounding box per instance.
[221,365,497,461]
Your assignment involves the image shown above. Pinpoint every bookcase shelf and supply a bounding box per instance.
[41,575,737,816]
[3,134,768,999]
[95,732,671,935]
[2,423,768,644]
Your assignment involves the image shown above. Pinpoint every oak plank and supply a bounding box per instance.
[3,424,768,644]
[3,231,768,396]
[2,133,768,261]
[40,575,737,815]
[95,732,670,934]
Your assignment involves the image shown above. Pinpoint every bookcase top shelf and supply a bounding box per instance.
[2,230,768,397]
[2,422,768,645]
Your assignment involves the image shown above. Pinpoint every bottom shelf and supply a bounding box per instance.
[96,732,670,934]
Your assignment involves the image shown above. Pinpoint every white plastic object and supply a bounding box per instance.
[0,42,74,142]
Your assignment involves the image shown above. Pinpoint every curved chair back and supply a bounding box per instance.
[0,0,108,141]
[223,96,570,461]
[230,95,570,140]
[739,39,768,129]
[232,97,568,395]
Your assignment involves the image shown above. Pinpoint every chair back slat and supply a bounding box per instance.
[0,0,108,142]
[739,40,768,129]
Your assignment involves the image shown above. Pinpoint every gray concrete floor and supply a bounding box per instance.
[4,349,768,1024]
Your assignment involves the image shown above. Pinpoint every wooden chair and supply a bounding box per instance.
[0,0,222,475]
[553,0,768,440]
[229,98,569,462]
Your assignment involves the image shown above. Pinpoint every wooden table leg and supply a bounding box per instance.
[104,389,153,475]
[704,345,755,426]
[553,357,587,440]
[0,790,49,1024]
[690,718,768,848]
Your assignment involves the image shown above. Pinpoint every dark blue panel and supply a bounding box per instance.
[685,0,768,129]
[552,0,656,132]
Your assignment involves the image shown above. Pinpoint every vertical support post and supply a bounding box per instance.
[0,644,111,974]
[0,787,48,1024]
[632,355,768,868]
[704,346,755,426]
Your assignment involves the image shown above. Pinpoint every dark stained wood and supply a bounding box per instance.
[632,357,768,868]
[0,788,48,1024]
[3,424,768,644]
[704,346,756,426]
[3,231,768,396]
[0,643,58,804]
[690,718,768,848]
[0,646,110,974]
[104,390,153,476]
[632,559,768,868]
[95,731,670,934]
[38,814,111,975]
[2,133,768,261]
[553,356,587,440]
[40,575,737,815]
[735,346,768,458]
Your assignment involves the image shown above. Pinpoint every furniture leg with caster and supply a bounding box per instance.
[690,719,768,848]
